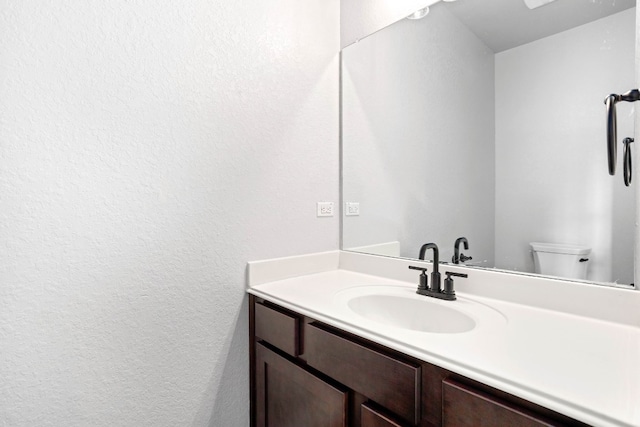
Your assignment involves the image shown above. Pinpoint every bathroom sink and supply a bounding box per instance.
[346,293,476,333]
[331,285,502,334]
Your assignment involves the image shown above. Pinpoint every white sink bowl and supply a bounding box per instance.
[334,285,506,334]
[347,293,476,333]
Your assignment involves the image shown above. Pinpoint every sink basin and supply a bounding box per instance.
[347,293,476,333]
[332,285,510,334]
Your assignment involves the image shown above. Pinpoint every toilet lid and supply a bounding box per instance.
[530,242,591,255]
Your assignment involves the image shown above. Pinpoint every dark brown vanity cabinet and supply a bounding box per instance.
[249,296,589,427]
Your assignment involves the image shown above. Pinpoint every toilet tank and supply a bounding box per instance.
[529,242,591,280]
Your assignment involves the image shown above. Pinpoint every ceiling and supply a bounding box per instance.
[444,0,636,52]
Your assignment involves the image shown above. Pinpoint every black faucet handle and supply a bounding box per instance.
[408,265,428,291]
[459,254,473,263]
[443,271,468,297]
[445,271,468,278]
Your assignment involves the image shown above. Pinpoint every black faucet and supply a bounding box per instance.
[452,237,473,264]
[409,264,467,301]
[413,242,469,300]
[418,243,441,293]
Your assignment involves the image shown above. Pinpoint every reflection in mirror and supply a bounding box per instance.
[340,0,441,48]
[341,0,636,286]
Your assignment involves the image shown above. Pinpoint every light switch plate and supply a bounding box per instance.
[317,202,334,217]
[345,202,360,216]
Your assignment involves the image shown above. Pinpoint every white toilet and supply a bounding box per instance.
[529,242,591,280]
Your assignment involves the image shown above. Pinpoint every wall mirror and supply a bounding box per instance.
[341,0,637,287]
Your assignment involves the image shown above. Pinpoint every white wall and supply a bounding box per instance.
[0,1,339,426]
[342,4,495,264]
[495,9,636,283]
[340,0,438,48]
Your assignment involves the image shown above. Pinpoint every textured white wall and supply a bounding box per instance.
[340,0,436,48]
[0,1,339,426]
[342,4,495,264]
[495,9,635,283]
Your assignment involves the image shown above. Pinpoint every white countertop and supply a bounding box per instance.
[247,251,640,427]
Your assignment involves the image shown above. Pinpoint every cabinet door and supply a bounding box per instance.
[443,379,561,427]
[255,343,348,427]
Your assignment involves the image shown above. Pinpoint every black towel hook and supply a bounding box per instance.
[604,89,640,176]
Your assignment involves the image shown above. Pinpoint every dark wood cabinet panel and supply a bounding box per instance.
[420,362,448,427]
[255,343,348,427]
[361,403,408,427]
[254,302,300,357]
[443,378,561,427]
[304,322,421,425]
[446,377,590,427]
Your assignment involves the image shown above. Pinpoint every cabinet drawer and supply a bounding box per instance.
[255,302,300,357]
[443,379,561,427]
[304,323,421,425]
[361,403,408,427]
